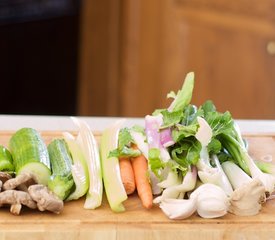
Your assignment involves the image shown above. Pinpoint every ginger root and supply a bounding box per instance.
[28,184,64,214]
[0,172,12,184]
[0,172,12,192]
[3,173,36,191]
[0,190,37,215]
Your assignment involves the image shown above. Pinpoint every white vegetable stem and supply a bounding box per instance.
[195,117,233,196]
[211,155,233,196]
[243,150,275,196]
[195,117,212,146]
[154,166,197,203]
[100,119,128,212]
[222,161,252,190]
[71,117,103,209]
[63,132,89,201]
[229,122,275,195]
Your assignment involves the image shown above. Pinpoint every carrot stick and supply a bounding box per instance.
[131,149,153,209]
[119,157,136,195]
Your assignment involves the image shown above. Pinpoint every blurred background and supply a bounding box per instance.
[1,0,274,119]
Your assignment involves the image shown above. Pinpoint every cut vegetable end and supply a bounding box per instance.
[47,139,76,200]
[48,175,75,200]
[110,203,126,213]
[0,146,14,172]
[102,155,128,212]
[9,128,51,181]
[0,161,14,172]
[65,165,89,201]
[18,162,51,185]
[84,193,102,209]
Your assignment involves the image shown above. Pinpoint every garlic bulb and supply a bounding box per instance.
[158,183,229,219]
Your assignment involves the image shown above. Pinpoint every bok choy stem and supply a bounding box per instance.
[100,120,128,212]
[71,117,103,209]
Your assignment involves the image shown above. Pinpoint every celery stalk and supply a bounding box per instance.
[100,119,128,212]
[71,117,103,209]
[63,132,89,201]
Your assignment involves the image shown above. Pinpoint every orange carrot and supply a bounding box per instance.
[131,150,153,209]
[119,157,136,195]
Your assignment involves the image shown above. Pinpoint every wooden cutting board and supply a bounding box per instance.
[0,131,274,240]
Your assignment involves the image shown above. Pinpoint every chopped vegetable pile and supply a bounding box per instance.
[0,72,274,219]
[108,72,275,219]
[0,118,101,215]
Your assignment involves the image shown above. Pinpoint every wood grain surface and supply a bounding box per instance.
[0,131,274,240]
[79,0,275,119]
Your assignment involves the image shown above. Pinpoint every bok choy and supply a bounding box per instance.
[100,120,128,212]
[105,71,275,219]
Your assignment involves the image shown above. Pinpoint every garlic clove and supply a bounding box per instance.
[197,197,228,218]
[191,183,229,219]
[159,198,197,220]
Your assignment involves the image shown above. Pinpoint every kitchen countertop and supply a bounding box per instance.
[0,114,274,240]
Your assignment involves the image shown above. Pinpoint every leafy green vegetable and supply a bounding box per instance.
[205,111,233,137]
[199,101,234,137]
[167,91,177,99]
[170,137,201,169]
[168,72,195,112]
[109,128,141,158]
[172,123,198,142]
[160,110,183,129]
[217,133,250,174]
[207,138,222,155]
[148,148,165,178]
[132,125,145,134]
[181,104,203,126]
[201,100,216,114]
[118,128,133,149]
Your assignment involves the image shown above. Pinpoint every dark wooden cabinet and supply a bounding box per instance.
[78,0,275,119]
[0,0,80,115]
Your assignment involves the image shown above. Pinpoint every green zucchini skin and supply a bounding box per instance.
[47,139,75,200]
[0,145,14,173]
[9,128,51,185]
